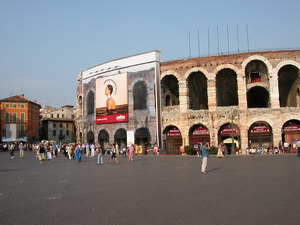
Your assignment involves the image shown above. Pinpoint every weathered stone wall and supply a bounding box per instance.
[160,50,300,153]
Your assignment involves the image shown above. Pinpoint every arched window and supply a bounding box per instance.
[87,91,94,115]
[216,69,238,106]
[133,81,147,110]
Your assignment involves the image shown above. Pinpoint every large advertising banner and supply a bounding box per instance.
[95,73,128,124]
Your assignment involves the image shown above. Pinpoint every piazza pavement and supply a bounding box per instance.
[0,150,299,225]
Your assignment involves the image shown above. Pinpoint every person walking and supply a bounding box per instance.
[90,143,95,157]
[38,144,46,164]
[46,145,52,163]
[201,142,210,174]
[66,145,72,160]
[9,143,15,159]
[128,144,135,161]
[75,145,81,162]
[85,143,90,157]
[108,143,118,164]
[96,144,104,165]
[19,143,25,158]
[296,139,300,157]
[121,147,127,157]
[197,142,202,158]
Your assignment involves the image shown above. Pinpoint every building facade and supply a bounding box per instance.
[0,94,41,143]
[77,50,300,154]
[76,51,161,153]
[40,105,76,144]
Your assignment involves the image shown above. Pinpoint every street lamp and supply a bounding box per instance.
[230,106,238,155]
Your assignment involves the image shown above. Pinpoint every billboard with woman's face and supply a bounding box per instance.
[95,72,128,124]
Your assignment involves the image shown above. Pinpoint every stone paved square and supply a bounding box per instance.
[0,151,299,225]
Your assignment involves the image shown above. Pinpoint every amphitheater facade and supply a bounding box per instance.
[76,50,300,155]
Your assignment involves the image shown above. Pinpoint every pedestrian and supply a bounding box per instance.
[52,144,57,158]
[153,146,159,155]
[19,143,25,158]
[75,145,81,162]
[66,145,72,160]
[96,144,104,165]
[108,143,118,164]
[3,143,8,152]
[197,142,202,158]
[283,141,289,154]
[90,143,95,157]
[121,147,127,157]
[201,142,210,174]
[217,143,224,158]
[9,143,15,159]
[62,145,67,158]
[128,144,135,161]
[85,143,90,157]
[46,145,52,163]
[115,143,119,155]
[296,139,300,157]
[38,144,46,163]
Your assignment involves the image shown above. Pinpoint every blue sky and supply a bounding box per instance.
[1,0,299,108]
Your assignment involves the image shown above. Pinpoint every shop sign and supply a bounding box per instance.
[283,124,300,132]
[221,127,238,134]
[192,127,209,135]
[250,125,270,133]
[167,128,181,136]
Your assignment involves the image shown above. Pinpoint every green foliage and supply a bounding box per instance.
[184,145,193,155]
[210,146,218,155]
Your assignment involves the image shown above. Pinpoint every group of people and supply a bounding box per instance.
[27,142,137,165]
[2,142,26,159]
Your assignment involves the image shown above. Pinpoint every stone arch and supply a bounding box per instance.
[186,71,208,110]
[242,55,273,76]
[161,74,180,106]
[247,86,270,108]
[248,121,273,148]
[245,117,275,131]
[184,67,209,79]
[189,124,210,150]
[214,64,240,78]
[98,129,109,150]
[218,123,241,154]
[114,128,127,150]
[275,61,300,107]
[274,60,300,75]
[163,125,183,155]
[87,90,95,115]
[161,70,182,81]
[87,130,94,144]
[216,68,239,106]
[244,59,269,84]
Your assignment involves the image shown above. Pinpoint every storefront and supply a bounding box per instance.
[190,125,210,150]
[164,127,182,155]
[248,122,273,148]
[219,123,240,154]
[282,120,300,152]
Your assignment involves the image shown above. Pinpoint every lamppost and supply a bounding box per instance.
[229,106,239,155]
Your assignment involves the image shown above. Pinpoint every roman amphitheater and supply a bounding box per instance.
[76,50,300,155]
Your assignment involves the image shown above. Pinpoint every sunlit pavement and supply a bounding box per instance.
[1,151,299,225]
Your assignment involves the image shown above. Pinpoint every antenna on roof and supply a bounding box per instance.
[207,28,210,56]
[236,25,240,53]
[246,24,250,52]
[197,29,200,57]
[188,31,191,58]
[227,25,230,54]
[217,26,220,55]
